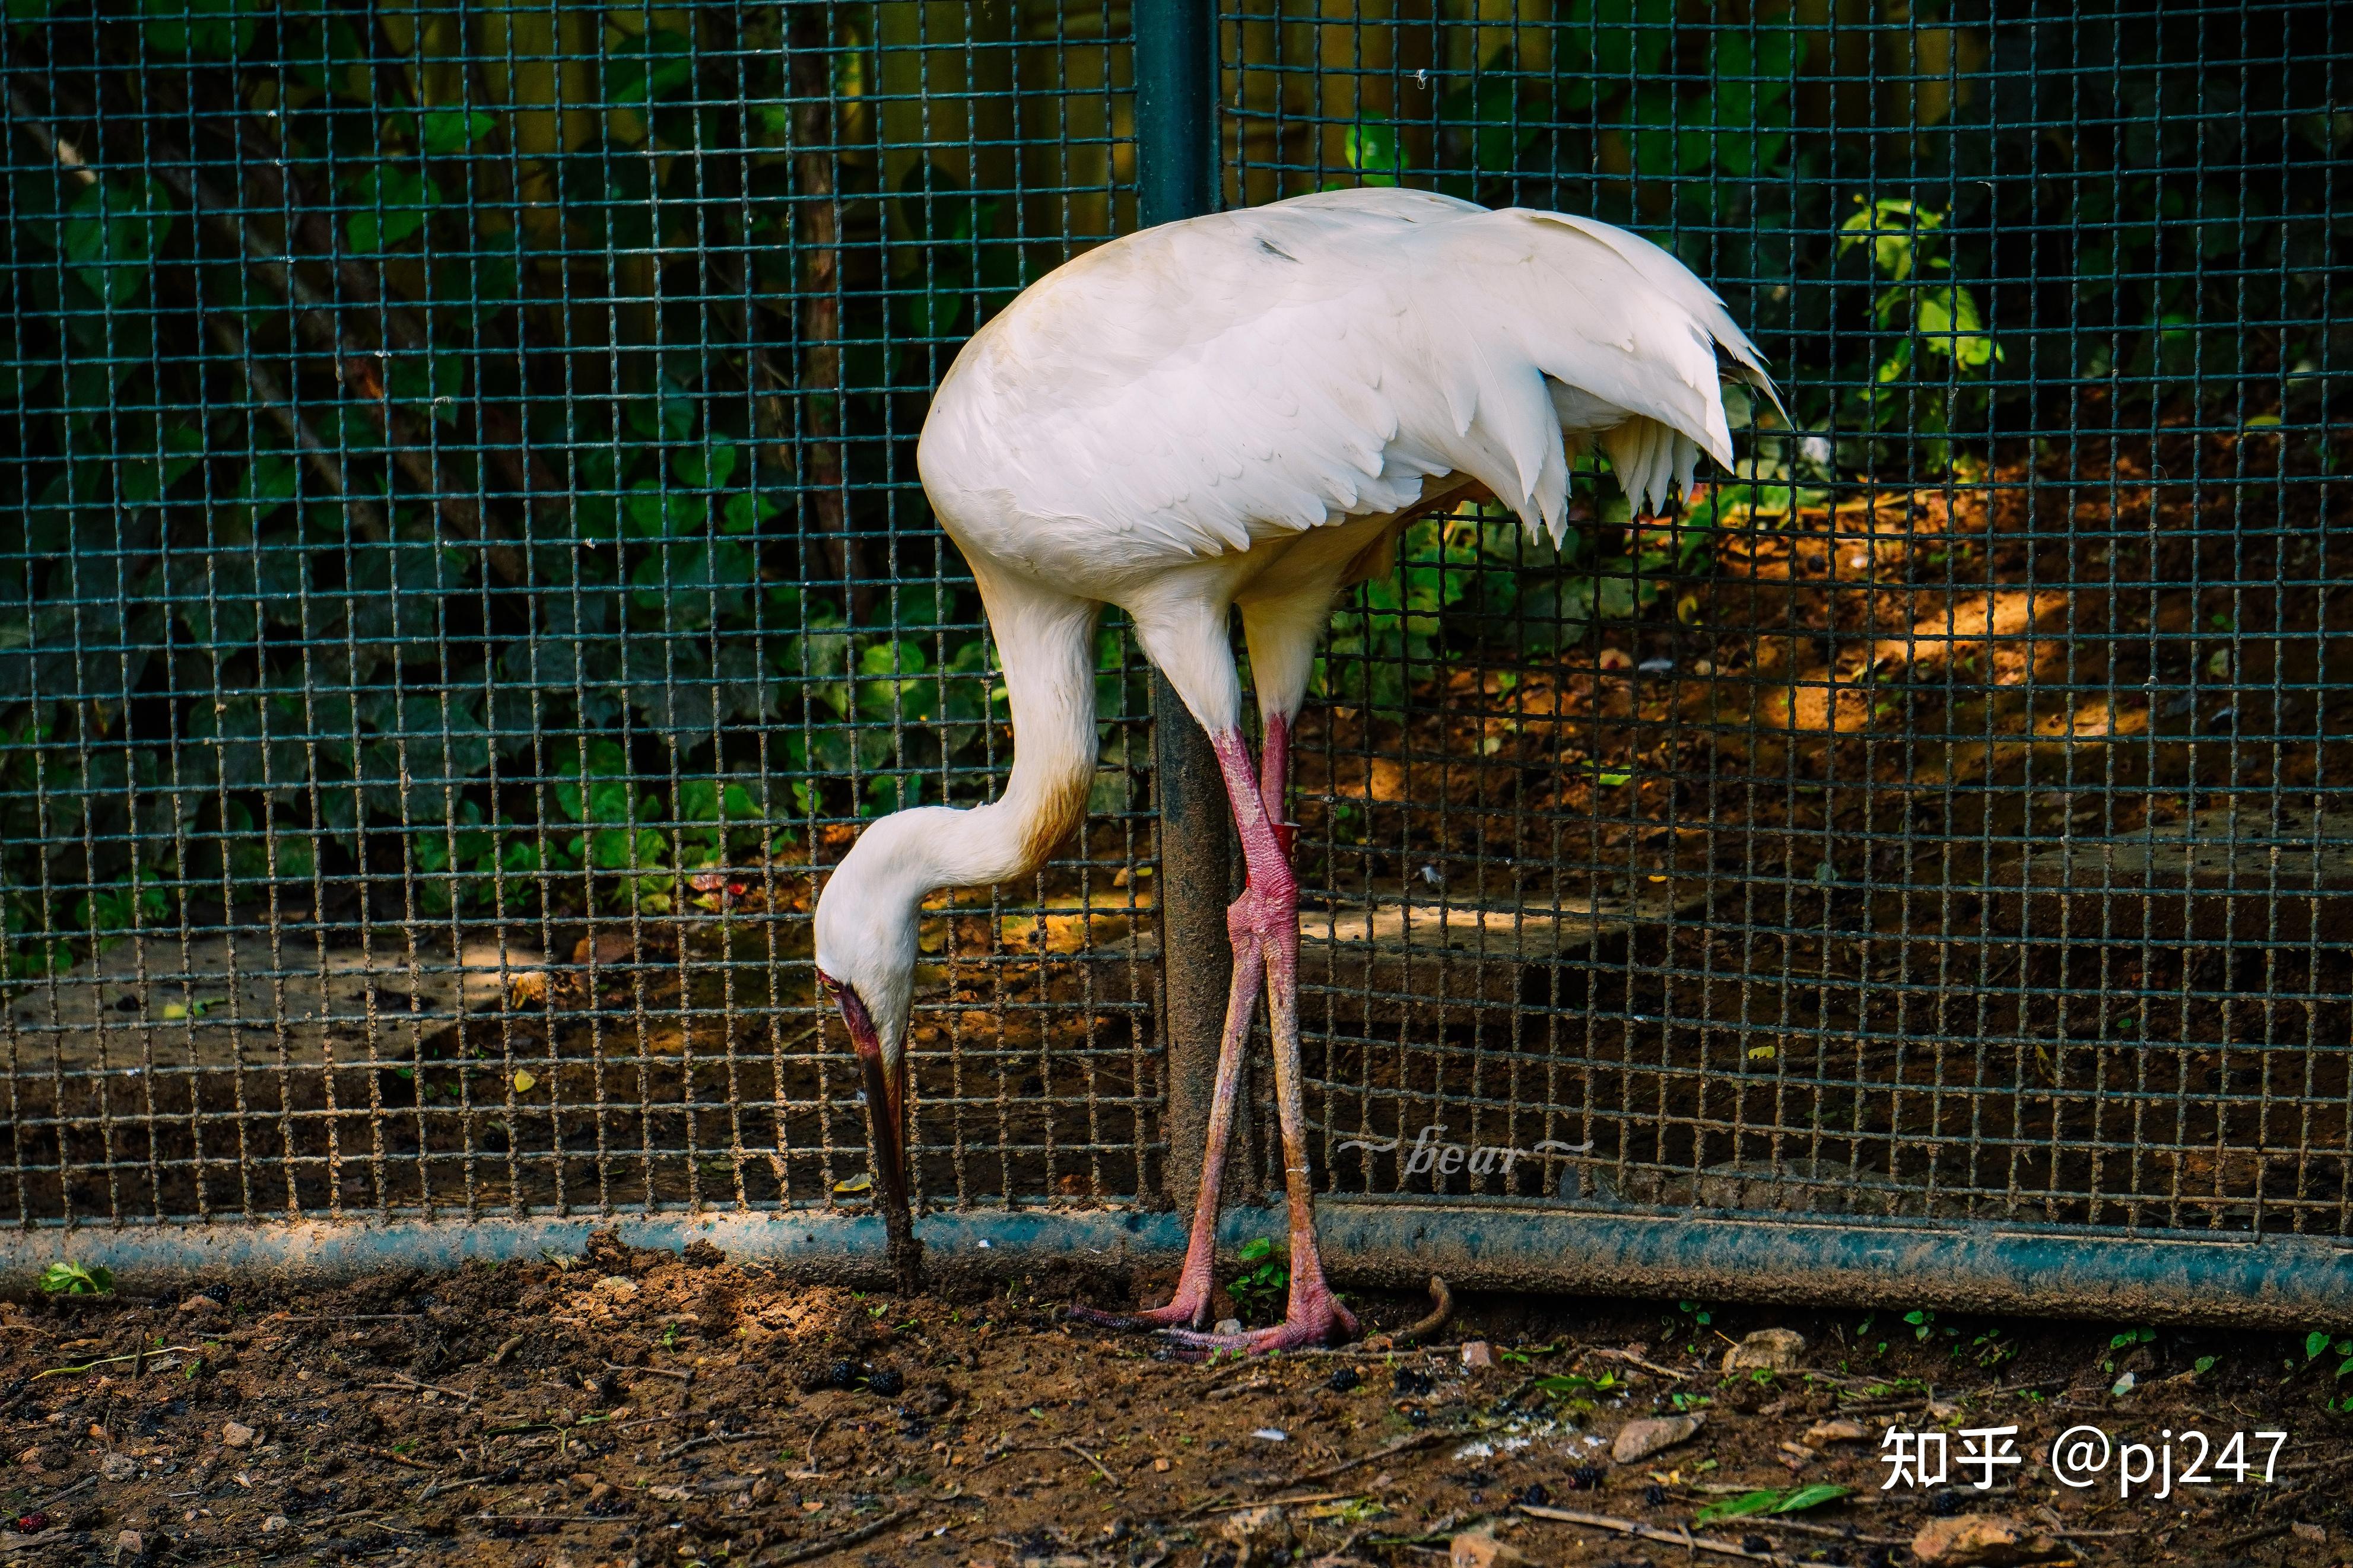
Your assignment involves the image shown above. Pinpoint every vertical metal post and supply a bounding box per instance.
[1133,0,1235,1212]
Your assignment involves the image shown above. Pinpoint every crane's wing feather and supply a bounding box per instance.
[922,188,1776,559]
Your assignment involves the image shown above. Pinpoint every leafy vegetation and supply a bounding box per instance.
[1692,1483,1850,1526]
[1,0,2343,980]
[1230,1235,1290,1324]
[37,1260,113,1295]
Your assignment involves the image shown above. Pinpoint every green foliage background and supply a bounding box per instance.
[0,0,2345,971]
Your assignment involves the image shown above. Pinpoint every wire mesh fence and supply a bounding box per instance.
[1,0,1160,1229]
[1230,0,2353,1242]
[2,0,2349,1294]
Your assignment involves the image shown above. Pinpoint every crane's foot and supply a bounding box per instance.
[1158,1292,1357,1357]
[1066,1295,1209,1332]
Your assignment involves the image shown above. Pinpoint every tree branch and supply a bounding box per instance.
[203,315,391,543]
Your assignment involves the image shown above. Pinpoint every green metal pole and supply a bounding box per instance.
[1133,0,1236,1213]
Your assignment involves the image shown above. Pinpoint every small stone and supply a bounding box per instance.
[176,1295,223,1316]
[2291,1521,2327,1545]
[101,1453,136,1481]
[1804,1417,1872,1449]
[1214,1318,1244,1337]
[1460,1341,1495,1370]
[1152,1456,1171,1473]
[1722,1328,1808,1373]
[1217,1505,1292,1556]
[1611,1413,1704,1465]
[1910,1513,2064,1567]
[113,1529,143,1561]
[220,1421,257,1449]
[1449,1528,1526,1567]
[261,1515,290,1534]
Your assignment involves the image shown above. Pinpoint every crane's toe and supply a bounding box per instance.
[1067,1297,1210,1331]
[1158,1294,1356,1357]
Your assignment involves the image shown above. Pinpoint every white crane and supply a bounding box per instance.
[814,186,1776,1351]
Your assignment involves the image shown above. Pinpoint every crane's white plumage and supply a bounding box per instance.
[818,189,1777,1324]
[919,187,1777,585]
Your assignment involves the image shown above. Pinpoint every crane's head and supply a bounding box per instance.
[811,819,928,1213]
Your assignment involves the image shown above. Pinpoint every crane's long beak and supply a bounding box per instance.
[833,983,910,1217]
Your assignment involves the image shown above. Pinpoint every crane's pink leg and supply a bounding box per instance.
[1071,720,1279,1330]
[1160,721,1356,1354]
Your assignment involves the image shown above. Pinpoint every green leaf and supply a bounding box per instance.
[61,177,176,306]
[141,0,256,58]
[386,351,466,422]
[1239,1236,1275,1264]
[720,491,779,536]
[39,1260,114,1295]
[1916,285,1996,371]
[1692,1491,1781,1525]
[1344,122,1405,186]
[347,163,441,253]
[2309,1330,2332,1360]
[675,443,739,490]
[1560,0,1676,79]
[621,479,709,539]
[1838,198,1939,281]
[232,453,300,527]
[1694,1484,1849,1526]
[420,107,497,157]
[605,28,695,106]
[116,419,206,506]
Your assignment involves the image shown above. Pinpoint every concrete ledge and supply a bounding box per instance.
[4,1202,2348,1328]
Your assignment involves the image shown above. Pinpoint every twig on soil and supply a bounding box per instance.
[757,1505,922,1567]
[658,1428,782,1462]
[1193,1491,1368,1516]
[367,1373,476,1405]
[1060,1440,1122,1489]
[611,1411,701,1430]
[34,1346,205,1379]
[24,1475,97,1513]
[359,1445,438,1470]
[608,1360,693,1380]
[2217,1522,2290,1553]
[1730,1513,1909,1547]
[267,1314,424,1324]
[1279,1429,1452,1490]
[1520,1503,1793,1565]
[418,1476,486,1502]
[1585,1347,1691,1381]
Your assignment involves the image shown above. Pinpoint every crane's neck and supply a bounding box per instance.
[824,579,1101,928]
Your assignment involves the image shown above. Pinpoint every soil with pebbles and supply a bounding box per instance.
[3,1235,2348,1568]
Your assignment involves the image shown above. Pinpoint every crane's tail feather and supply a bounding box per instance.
[1463,208,1780,532]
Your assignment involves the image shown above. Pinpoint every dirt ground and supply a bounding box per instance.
[5,1235,2351,1568]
